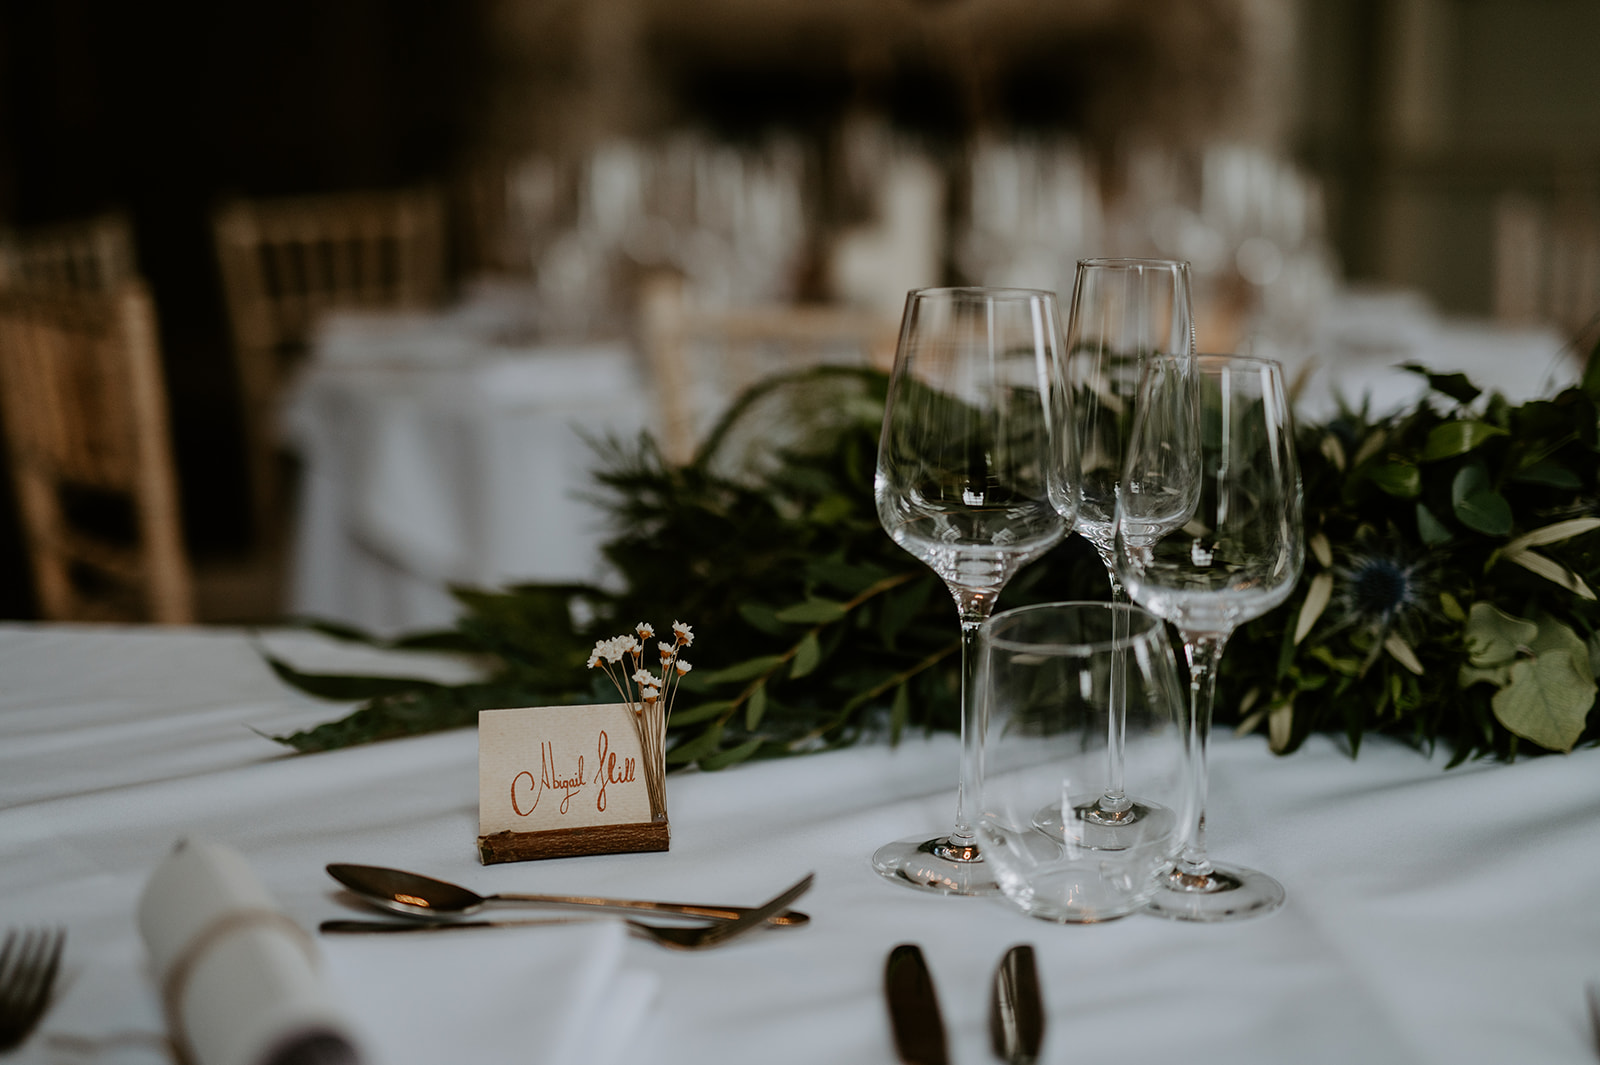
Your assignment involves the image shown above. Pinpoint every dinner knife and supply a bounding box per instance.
[990,944,1045,1065]
[1586,982,1600,1059]
[885,943,949,1065]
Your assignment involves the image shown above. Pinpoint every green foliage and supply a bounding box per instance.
[1232,348,1600,762]
[272,344,1600,766]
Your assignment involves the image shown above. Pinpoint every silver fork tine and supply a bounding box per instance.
[26,930,65,1030]
[0,929,17,983]
[0,927,66,1051]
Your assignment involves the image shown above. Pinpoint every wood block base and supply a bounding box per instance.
[477,820,670,865]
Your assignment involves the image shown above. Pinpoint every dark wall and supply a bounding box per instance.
[0,0,486,616]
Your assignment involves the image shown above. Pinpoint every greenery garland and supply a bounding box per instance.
[270,344,1600,767]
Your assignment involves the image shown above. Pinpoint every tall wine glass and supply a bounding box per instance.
[874,287,1076,895]
[1062,258,1198,830]
[1113,353,1304,921]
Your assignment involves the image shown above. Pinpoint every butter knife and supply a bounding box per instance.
[885,943,949,1065]
[990,944,1044,1065]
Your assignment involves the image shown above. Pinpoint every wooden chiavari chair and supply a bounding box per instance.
[0,282,192,622]
[210,188,447,541]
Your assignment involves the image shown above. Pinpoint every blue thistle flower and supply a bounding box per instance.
[1342,553,1426,630]
[1325,527,1441,674]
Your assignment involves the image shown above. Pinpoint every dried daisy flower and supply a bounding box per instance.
[587,621,698,820]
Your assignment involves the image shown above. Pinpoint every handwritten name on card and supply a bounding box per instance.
[478,703,668,863]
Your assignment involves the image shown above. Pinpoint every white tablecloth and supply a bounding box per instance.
[283,295,650,636]
[2,623,1598,1064]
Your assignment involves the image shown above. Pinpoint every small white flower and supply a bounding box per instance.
[586,652,601,669]
[675,660,692,676]
[632,669,658,687]
[636,622,655,639]
[658,641,675,662]
[672,621,694,646]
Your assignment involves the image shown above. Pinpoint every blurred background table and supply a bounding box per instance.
[282,284,648,635]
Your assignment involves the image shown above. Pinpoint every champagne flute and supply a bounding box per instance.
[1113,354,1304,921]
[1061,258,1198,832]
[873,287,1076,895]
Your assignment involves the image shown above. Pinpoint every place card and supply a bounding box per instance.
[477,702,669,864]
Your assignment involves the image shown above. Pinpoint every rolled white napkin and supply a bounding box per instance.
[137,840,364,1065]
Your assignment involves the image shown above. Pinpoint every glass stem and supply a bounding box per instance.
[1176,631,1229,879]
[1093,542,1132,813]
[947,590,997,849]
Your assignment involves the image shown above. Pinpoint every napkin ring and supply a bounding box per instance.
[161,907,318,1065]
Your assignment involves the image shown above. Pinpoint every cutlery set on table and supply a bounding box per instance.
[887,944,1045,1065]
[321,863,813,951]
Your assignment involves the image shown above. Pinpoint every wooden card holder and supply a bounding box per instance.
[477,702,669,865]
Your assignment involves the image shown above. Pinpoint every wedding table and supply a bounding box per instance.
[3,622,1599,1064]
[282,283,650,636]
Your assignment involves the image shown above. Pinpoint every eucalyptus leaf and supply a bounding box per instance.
[670,699,735,725]
[790,632,822,679]
[1451,462,1512,535]
[805,557,892,595]
[1529,615,1595,684]
[1491,651,1594,752]
[746,681,768,729]
[263,656,446,701]
[1366,459,1421,498]
[774,598,850,624]
[737,602,787,636]
[1421,421,1506,461]
[701,655,787,683]
[1416,502,1452,546]
[878,577,934,650]
[1512,459,1582,488]
[1400,363,1482,404]
[889,683,910,744]
[1463,602,1538,668]
[666,723,725,765]
[699,737,764,771]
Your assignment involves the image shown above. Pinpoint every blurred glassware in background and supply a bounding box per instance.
[500,133,810,339]
[956,136,1103,294]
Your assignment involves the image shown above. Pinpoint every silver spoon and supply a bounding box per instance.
[323,873,814,952]
[327,863,810,927]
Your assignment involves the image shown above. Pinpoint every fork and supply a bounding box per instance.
[0,927,65,1053]
[322,872,815,952]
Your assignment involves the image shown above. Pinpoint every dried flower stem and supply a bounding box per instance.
[588,622,694,820]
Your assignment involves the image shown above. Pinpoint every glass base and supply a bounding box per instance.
[1032,797,1164,852]
[1143,860,1285,922]
[871,835,1001,896]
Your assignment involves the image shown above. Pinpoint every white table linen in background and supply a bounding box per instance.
[1280,288,1572,423]
[283,293,649,636]
[2,624,1599,1064]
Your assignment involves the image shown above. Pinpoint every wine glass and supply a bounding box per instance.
[1060,258,1199,832]
[873,287,1076,895]
[1113,353,1304,921]
[976,600,1193,922]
